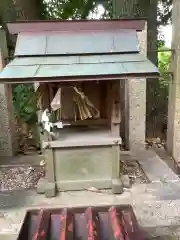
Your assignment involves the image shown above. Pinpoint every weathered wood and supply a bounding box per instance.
[38,84,51,110]
[70,118,108,126]
[111,80,121,137]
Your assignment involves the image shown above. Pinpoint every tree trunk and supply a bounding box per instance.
[146,0,161,138]
[0,0,44,21]
[0,0,45,153]
[113,0,148,18]
[0,0,45,49]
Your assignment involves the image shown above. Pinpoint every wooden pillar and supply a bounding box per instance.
[167,0,180,161]
[0,29,15,156]
[111,80,121,138]
[124,23,147,151]
[111,80,123,194]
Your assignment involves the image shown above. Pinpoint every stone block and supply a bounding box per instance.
[112,178,123,194]
[121,174,131,188]
[45,182,56,198]
[37,178,47,194]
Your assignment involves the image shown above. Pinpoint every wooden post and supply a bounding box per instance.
[111,80,123,194]
[111,80,121,137]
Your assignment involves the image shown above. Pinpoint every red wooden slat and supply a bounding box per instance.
[65,211,74,240]
[17,205,145,240]
[33,209,50,240]
[85,207,99,240]
[121,209,135,240]
[109,207,124,240]
[59,208,67,240]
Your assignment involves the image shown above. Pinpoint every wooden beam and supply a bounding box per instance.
[111,80,121,137]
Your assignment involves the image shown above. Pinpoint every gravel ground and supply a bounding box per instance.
[0,166,45,191]
[122,160,149,184]
[0,160,147,192]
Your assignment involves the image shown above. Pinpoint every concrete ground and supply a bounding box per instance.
[1,149,180,239]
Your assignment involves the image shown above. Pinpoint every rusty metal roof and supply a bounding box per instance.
[0,54,159,83]
[17,205,145,240]
[7,19,146,34]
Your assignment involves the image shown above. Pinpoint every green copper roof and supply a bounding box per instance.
[0,53,159,83]
[14,30,139,56]
[0,24,159,83]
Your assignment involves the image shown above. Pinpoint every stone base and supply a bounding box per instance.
[37,178,56,197]
[37,178,48,194]
[45,182,56,198]
[112,178,123,194]
[121,175,131,188]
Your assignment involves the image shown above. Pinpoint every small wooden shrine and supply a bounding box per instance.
[0,19,159,197]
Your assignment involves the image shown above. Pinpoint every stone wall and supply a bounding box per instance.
[0,29,15,156]
[167,0,180,161]
[121,23,147,151]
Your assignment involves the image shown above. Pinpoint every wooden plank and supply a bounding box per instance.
[70,118,108,126]
[33,209,50,240]
[85,207,98,240]
[109,207,124,240]
[111,80,121,137]
[65,211,74,240]
[59,208,68,240]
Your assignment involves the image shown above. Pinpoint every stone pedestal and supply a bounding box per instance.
[167,0,180,162]
[124,23,147,151]
[0,29,15,156]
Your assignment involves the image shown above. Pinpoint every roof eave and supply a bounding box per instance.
[7,19,146,34]
[0,72,159,84]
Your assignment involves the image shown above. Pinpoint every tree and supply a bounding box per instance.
[0,0,46,50]
[158,0,172,25]
[0,0,47,149]
[44,0,96,19]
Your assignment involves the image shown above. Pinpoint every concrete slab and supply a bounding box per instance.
[133,149,180,182]
[0,149,180,239]
[1,189,180,237]
[0,234,17,240]
[0,181,180,234]
[143,226,180,239]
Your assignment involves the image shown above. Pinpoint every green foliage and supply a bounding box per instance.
[149,41,171,124]
[158,0,172,25]
[42,0,173,25]
[13,84,38,125]
[158,46,171,88]
[43,0,96,19]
